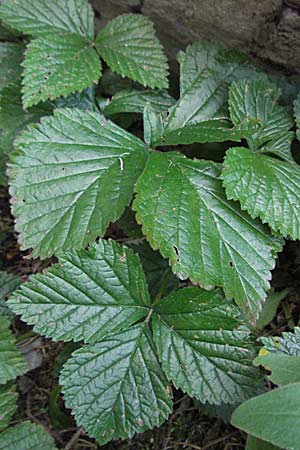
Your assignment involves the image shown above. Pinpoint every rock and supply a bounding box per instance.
[92,0,300,72]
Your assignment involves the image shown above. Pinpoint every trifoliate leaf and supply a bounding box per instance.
[0,421,57,450]
[254,354,300,386]
[96,14,169,89]
[60,324,173,445]
[163,42,264,145]
[22,35,101,108]
[143,104,163,147]
[0,383,18,431]
[0,0,94,39]
[153,287,263,404]
[0,271,20,319]
[8,240,150,343]
[0,82,51,154]
[0,316,27,384]
[231,383,300,450]
[0,42,23,90]
[8,108,148,259]
[104,88,174,116]
[133,152,282,322]
[222,147,300,239]
[229,80,294,160]
[262,327,300,356]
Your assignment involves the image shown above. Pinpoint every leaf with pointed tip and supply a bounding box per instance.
[0,42,23,90]
[21,35,101,108]
[0,0,94,39]
[0,421,57,450]
[60,324,173,445]
[229,80,294,161]
[0,383,18,431]
[8,108,148,259]
[153,287,263,404]
[133,152,282,322]
[163,42,264,145]
[231,383,300,450]
[0,271,20,319]
[0,316,27,384]
[222,147,300,239]
[8,240,150,343]
[96,14,169,89]
[104,88,174,116]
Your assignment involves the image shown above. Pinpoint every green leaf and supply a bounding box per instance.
[143,104,163,148]
[254,354,300,386]
[255,288,291,329]
[104,88,174,116]
[229,80,294,160]
[153,287,263,404]
[0,316,27,384]
[0,271,20,319]
[0,383,18,431]
[0,421,57,450]
[133,152,282,322]
[117,207,143,239]
[60,324,173,445]
[231,383,300,450]
[163,42,264,145]
[52,87,97,111]
[246,435,281,450]
[22,35,101,108]
[262,327,300,356]
[0,0,94,39]
[0,42,24,90]
[96,14,169,89]
[222,146,300,239]
[128,241,179,299]
[8,108,148,259]
[0,82,51,154]
[8,240,150,343]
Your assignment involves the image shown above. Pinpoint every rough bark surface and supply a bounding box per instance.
[92,0,300,72]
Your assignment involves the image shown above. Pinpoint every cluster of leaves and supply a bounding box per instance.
[1,0,300,449]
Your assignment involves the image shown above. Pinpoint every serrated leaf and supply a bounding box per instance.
[0,421,57,450]
[153,287,263,404]
[0,82,51,154]
[104,88,174,116]
[0,383,18,431]
[60,324,173,445]
[0,271,20,319]
[96,14,169,89]
[8,108,148,259]
[143,104,163,147]
[254,354,300,386]
[163,42,264,145]
[0,42,23,90]
[262,327,300,356]
[222,146,300,239]
[0,316,27,384]
[22,35,101,108]
[231,383,300,450]
[52,87,97,111]
[229,80,294,160]
[0,0,94,39]
[8,239,150,343]
[133,152,282,322]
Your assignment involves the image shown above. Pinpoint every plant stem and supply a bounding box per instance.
[153,269,172,306]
